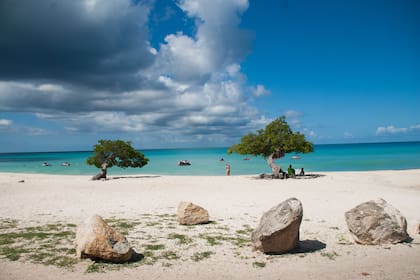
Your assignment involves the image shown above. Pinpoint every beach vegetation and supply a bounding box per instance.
[145,244,166,251]
[87,139,149,180]
[191,251,214,262]
[167,233,193,245]
[161,250,180,260]
[320,250,339,260]
[228,116,313,177]
[252,261,266,268]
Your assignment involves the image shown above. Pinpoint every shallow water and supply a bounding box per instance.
[0,142,419,176]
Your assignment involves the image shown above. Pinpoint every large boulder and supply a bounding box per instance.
[251,198,303,254]
[75,215,134,262]
[177,202,209,225]
[345,198,408,245]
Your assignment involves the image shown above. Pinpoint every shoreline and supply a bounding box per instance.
[1,169,419,279]
[1,167,420,177]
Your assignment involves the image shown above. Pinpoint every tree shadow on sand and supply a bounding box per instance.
[108,175,161,180]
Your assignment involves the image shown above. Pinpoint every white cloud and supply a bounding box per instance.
[0,119,12,126]
[285,110,302,118]
[344,132,353,138]
[303,128,317,138]
[375,124,420,135]
[250,84,271,97]
[0,0,274,147]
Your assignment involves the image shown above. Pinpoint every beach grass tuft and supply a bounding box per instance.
[191,251,214,262]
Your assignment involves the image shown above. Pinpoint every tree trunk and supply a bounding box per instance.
[268,153,280,178]
[92,162,108,180]
[268,150,285,179]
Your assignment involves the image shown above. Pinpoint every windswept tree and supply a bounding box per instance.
[228,116,313,177]
[87,140,149,180]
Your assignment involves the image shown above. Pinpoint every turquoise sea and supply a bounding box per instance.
[0,142,419,176]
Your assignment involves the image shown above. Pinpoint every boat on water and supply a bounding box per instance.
[178,160,191,166]
[291,155,300,160]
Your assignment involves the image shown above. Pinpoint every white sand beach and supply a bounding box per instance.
[0,170,419,280]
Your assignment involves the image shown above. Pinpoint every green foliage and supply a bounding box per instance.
[228,116,313,158]
[86,139,149,169]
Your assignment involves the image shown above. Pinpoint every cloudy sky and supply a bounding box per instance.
[0,0,419,152]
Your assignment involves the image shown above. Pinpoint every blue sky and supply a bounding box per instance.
[0,0,419,152]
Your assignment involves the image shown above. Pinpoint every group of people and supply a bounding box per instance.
[287,164,304,178]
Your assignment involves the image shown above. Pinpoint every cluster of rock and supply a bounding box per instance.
[74,198,411,263]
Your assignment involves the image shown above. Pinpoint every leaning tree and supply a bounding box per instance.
[87,139,149,180]
[228,116,313,177]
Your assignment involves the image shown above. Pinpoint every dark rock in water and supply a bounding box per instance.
[345,198,408,245]
[251,197,303,254]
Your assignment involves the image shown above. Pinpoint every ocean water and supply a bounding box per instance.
[0,142,419,176]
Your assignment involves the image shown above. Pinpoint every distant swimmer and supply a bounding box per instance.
[219,158,225,162]
[42,162,51,167]
[244,157,250,160]
[61,161,70,167]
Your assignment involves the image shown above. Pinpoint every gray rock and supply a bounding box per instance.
[75,214,133,262]
[251,198,303,254]
[177,202,209,225]
[345,198,408,245]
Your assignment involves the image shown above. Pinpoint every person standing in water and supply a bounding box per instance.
[226,163,231,176]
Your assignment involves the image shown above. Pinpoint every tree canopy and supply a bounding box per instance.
[86,139,149,170]
[228,116,313,176]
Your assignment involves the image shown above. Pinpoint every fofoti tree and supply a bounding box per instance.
[87,140,149,180]
[228,116,313,177]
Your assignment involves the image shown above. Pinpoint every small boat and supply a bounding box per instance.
[243,157,250,160]
[178,160,191,166]
[291,155,300,160]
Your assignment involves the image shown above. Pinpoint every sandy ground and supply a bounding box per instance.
[0,170,419,280]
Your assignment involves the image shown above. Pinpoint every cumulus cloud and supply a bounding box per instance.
[0,0,154,91]
[250,85,271,97]
[376,124,420,135]
[0,119,12,126]
[0,0,270,146]
[284,110,316,138]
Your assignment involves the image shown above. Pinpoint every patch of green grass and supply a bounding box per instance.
[0,246,28,261]
[0,221,77,268]
[44,256,78,268]
[145,244,165,251]
[86,262,105,273]
[167,233,193,245]
[142,251,159,265]
[320,251,339,260]
[105,218,141,235]
[191,251,214,262]
[198,234,225,246]
[231,236,250,248]
[145,221,162,227]
[252,261,266,268]
[161,250,179,260]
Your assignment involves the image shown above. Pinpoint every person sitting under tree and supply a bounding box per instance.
[287,164,295,178]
